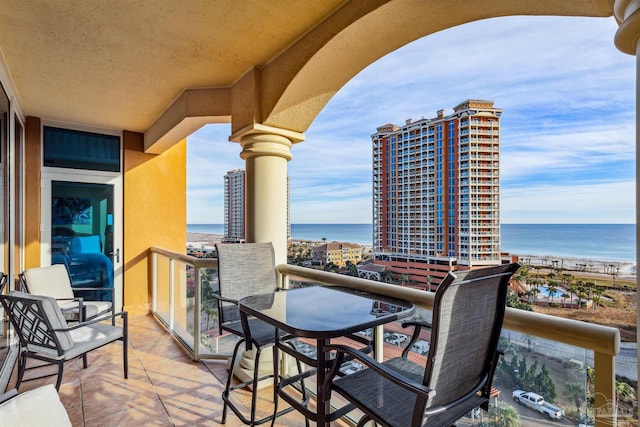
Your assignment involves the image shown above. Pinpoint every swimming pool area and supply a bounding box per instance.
[537,286,565,298]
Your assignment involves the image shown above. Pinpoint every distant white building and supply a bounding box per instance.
[224,169,291,242]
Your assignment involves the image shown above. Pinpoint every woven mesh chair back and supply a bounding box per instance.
[215,242,278,324]
[422,263,519,411]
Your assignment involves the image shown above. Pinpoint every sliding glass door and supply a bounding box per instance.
[42,172,123,312]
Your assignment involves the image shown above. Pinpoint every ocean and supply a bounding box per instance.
[187,223,636,263]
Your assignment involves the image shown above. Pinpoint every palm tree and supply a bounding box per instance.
[592,287,604,311]
[561,292,569,308]
[323,261,338,273]
[400,273,409,286]
[346,262,358,277]
[489,402,520,427]
[426,275,434,292]
[530,287,540,304]
[546,280,559,306]
[381,269,394,283]
[565,383,586,420]
[616,380,636,407]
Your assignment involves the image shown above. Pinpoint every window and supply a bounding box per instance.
[44,127,120,172]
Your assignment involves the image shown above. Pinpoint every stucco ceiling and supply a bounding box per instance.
[0,0,344,132]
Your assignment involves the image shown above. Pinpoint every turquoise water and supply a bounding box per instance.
[187,223,636,262]
[538,286,565,298]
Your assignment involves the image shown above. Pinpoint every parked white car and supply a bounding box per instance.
[512,390,564,419]
[411,339,429,355]
[385,333,408,345]
[339,361,364,376]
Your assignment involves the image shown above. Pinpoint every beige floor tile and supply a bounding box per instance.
[81,376,159,420]
[144,355,214,386]
[4,315,316,427]
[133,340,191,365]
[84,396,173,427]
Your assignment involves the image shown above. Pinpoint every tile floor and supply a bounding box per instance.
[10,314,347,426]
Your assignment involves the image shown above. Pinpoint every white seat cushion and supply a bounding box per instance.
[66,323,124,360]
[58,300,112,320]
[0,384,71,426]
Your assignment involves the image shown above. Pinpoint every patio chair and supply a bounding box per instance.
[325,262,520,427]
[0,290,127,391]
[215,242,307,426]
[20,264,113,323]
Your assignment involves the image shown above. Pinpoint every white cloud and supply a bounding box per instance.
[501,181,636,223]
[187,15,635,225]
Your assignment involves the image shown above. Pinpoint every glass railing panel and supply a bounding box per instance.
[195,266,242,358]
[171,261,194,351]
[154,255,171,325]
[496,330,590,426]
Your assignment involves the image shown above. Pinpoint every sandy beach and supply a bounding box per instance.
[187,232,636,277]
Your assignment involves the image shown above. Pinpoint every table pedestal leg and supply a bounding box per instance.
[316,338,331,426]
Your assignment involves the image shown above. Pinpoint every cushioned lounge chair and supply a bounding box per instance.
[0,290,127,391]
[20,264,113,322]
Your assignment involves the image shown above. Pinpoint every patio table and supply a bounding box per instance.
[238,285,415,426]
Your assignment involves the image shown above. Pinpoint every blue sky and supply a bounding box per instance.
[187,15,635,225]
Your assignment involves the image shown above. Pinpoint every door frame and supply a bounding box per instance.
[40,168,124,312]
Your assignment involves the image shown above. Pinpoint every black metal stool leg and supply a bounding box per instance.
[222,338,245,424]
[250,347,263,426]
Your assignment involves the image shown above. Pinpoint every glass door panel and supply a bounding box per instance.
[50,181,115,303]
[0,81,16,393]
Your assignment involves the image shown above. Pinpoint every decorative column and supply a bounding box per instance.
[228,124,304,385]
[614,1,640,424]
[230,124,304,266]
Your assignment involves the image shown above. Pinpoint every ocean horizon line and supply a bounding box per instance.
[188,222,635,226]
[187,223,635,263]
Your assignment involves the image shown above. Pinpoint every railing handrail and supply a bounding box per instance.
[277,264,620,356]
[150,246,218,269]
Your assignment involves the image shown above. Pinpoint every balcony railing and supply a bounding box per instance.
[150,246,621,427]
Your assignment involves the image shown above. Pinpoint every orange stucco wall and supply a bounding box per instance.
[23,116,41,271]
[123,131,186,315]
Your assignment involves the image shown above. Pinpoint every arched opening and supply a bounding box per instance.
[187,14,635,424]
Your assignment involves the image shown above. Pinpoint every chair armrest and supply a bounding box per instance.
[324,344,432,398]
[401,320,432,359]
[56,297,86,321]
[215,294,237,305]
[401,320,432,329]
[0,388,18,404]
[55,311,128,331]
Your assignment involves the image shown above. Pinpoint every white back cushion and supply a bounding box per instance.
[23,265,74,300]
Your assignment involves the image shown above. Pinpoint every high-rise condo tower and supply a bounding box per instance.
[371,100,502,287]
[224,169,291,243]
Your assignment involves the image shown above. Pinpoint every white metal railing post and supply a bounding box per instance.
[169,258,175,330]
[152,251,158,312]
[374,325,384,362]
[193,264,202,360]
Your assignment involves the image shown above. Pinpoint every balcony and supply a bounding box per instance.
[145,247,623,427]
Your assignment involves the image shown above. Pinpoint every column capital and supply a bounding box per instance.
[230,123,304,161]
[614,0,640,55]
[230,123,305,144]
